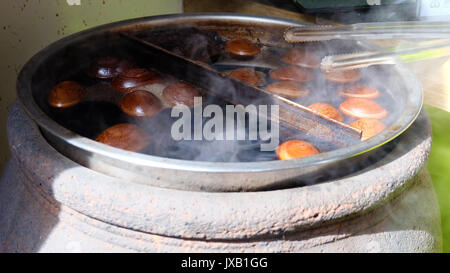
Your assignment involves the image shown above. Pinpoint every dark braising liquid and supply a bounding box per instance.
[48,101,128,140]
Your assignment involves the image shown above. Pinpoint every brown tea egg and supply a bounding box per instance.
[225,39,260,57]
[276,140,320,160]
[307,103,344,122]
[48,81,85,108]
[265,80,310,99]
[269,66,314,82]
[162,81,202,107]
[120,90,162,117]
[229,67,265,86]
[350,118,387,141]
[88,57,136,79]
[111,68,161,92]
[95,123,150,152]
[339,98,388,119]
[339,84,381,99]
[282,48,320,69]
[324,69,361,83]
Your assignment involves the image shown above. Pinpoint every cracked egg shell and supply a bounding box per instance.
[162,81,202,107]
[282,48,320,69]
[48,81,85,108]
[324,69,361,83]
[307,103,343,122]
[88,57,136,79]
[339,98,388,119]
[276,140,320,160]
[95,123,150,153]
[350,118,387,141]
[111,68,162,92]
[339,84,381,99]
[120,90,163,117]
[225,39,260,57]
[265,80,310,99]
[229,67,265,86]
[269,66,314,83]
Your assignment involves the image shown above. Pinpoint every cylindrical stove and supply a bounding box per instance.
[0,14,442,252]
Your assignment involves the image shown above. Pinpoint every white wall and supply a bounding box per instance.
[0,0,182,174]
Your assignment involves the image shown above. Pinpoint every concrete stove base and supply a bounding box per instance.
[0,101,442,252]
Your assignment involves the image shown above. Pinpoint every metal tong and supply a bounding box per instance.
[284,21,450,71]
[321,39,450,71]
[284,21,450,42]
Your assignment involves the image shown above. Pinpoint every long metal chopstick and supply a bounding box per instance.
[321,39,450,71]
[120,32,362,146]
[284,21,450,43]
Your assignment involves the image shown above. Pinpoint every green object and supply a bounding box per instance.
[426,104,450,253]
[400,48,450,63]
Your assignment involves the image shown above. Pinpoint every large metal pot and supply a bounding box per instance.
[16,14,423,192]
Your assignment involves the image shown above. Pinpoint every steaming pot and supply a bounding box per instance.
[0,14,442,252]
